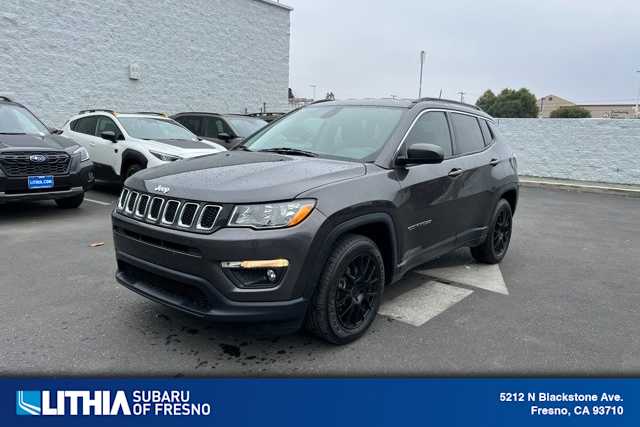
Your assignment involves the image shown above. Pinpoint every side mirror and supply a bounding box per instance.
[396,143,444,166]
[48,127,63,135]
[101,130,118,143]
[217,132,232,141]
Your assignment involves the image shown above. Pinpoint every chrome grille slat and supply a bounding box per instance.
[162,200,181,224]
[135,194,150,217]
[197,205,222,230]
[178,203,199,228]
[117,189,220,233]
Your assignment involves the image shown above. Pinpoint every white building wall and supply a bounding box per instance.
[497,118,640,185]
[0,0,291,126]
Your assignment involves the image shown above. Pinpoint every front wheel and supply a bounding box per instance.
[124,163,144,179]
[305,234,385,345]
[55,192,85,209]
[470,199,513,264]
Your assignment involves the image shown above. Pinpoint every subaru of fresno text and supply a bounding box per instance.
[112,98,518,344]
[62,111,226,181]
[0,96,94,208]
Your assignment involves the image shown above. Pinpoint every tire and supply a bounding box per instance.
[470,198,513,264]
[305,234,385,345]
[55,192,84,209]
[124,163,144,179]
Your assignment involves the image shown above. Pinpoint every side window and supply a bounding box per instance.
[479,119,494,146]
[204,117,232,138]
[176,116,202,135]
[450,113,485,155]
[404,111,452,158]
[96,116,120,138]
[74,116,98,136]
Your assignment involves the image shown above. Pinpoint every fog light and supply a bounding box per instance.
[266,269,277,283]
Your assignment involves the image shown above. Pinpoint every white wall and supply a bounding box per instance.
[497,118,640,185]
[0,0,291,126]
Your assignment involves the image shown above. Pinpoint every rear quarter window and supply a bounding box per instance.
[450,113,485,155]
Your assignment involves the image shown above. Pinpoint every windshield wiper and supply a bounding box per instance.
[258,147,318,157]
[0,132,26,135]
[231,144,252,151]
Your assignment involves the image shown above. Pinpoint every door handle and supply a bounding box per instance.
[489,158,500,167]
[448,168,464,178]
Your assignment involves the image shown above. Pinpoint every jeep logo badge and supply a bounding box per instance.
[154,184,170,194]
[29,154,47,163]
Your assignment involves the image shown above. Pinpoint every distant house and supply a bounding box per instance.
[539,95,639,118]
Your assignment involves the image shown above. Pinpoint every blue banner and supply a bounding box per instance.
[1,378,636,426]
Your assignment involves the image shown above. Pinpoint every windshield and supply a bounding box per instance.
[243,106,404,161]
[227,116,267,138]
[0,104,49,134]
[119,117,197,141]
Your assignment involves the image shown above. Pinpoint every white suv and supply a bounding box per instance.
[62,110,226,180]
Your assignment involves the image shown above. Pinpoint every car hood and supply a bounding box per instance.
[0,133,78,152]
[127,151,366,203]
[146,138,225,156]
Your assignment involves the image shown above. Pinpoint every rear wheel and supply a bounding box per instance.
[470,199,513,264]
[305,234,384,345]
[55,192,84,209]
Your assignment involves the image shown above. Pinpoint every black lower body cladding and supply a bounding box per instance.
[112,209,328,322]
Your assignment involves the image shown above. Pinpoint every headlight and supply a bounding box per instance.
[150,151,182,162]
[73,146,90,162]
[228,199,316,229]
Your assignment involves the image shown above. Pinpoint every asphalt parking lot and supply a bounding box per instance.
[1,185,639,376]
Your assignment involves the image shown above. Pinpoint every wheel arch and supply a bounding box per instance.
[120,149,148,177]
[500,186,518,214]
[302,212,399,299]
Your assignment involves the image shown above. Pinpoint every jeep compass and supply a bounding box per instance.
[112,98,518,344]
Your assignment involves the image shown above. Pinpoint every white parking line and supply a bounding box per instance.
[379,280,473,327]
[85,198,112,206]
[416,264,509,295]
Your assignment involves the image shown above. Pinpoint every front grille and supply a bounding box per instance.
[116,188,222,234]
[0,151,71,177]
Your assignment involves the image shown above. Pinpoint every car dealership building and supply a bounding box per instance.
[0,0,291,126]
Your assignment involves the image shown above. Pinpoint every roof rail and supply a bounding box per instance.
[0,95,13,102]
[309,98,334,105]
[412,97,483,111]
[133,111,168,117]
[78,109,116,115]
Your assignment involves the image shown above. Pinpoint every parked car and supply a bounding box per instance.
[0,96,94,208]
[62,111,226,181]
[112,98,518,344]
[172,112,268,149]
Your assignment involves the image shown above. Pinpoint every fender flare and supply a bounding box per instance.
[120,149,148,176]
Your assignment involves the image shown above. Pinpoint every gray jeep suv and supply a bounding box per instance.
[112,98,518,344]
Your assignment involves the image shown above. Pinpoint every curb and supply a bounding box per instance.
[519,177,640,197]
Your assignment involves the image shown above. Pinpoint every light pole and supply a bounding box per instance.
[418,50,426,98]
[635,70,640,118]
[309,85,317,101]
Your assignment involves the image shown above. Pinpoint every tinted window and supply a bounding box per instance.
[176,116,202,135]
[450,113,485,155]
[204,117,232,138]
[404,111,452,157]
[244,106,404,162]
[226,116,267,138]
[74,116,98,135]
[96,116,120,137]
[479,119,493,146]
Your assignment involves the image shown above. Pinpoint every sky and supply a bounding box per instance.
[284,0,640,105]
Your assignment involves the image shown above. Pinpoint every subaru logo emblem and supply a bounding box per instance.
[29,154,47,163]
[154,184,170,194]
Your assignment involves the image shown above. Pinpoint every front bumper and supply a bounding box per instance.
[0,160,94,202]
[112,209,326,322]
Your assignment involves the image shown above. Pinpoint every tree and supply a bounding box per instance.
[476,90,496,113]
[475,88,539,118]
[549,106,591,118]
